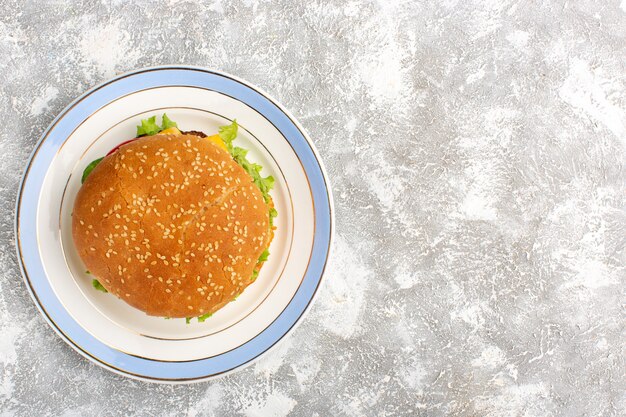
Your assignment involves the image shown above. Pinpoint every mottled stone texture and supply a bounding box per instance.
[0,0,624,416]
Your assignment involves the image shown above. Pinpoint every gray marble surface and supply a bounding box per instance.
[1,0,625,415]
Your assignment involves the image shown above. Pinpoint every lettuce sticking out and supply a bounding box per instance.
[81,157,103,183]
[92,279,108,293]
[136,116,161,137]
[197,312,213,323]
[269,207,278,227]
[231,146,275,205]
[136,113,178,137]
[182,312,213,324]
[218,119,238,153]
[258,249,270,263]
[217,119,276,284]
[160,113,178,130]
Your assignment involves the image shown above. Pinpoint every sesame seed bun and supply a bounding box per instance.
[72,134,271,318]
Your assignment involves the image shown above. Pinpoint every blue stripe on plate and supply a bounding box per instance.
[16,67,333,381]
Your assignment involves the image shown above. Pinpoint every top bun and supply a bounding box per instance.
[72,134,270,318]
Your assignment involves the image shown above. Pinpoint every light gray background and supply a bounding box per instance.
[1,0,624,416]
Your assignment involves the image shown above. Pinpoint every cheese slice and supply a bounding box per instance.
[206,134,228,152]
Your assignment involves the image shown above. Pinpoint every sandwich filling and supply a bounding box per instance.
[79,114,276,322]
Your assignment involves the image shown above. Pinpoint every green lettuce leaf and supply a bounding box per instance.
[92,279,108,293]
[269,207,278,227]
[197,312,213,323]
[231,146,275,205]
[136,113,180,137]
[218,120,238,153]
[136,115,160,137]
[219,121,276,281]
[182,312,214,324]
[81,157,104,183]
[161,113,178,130]
[258,249,270,263]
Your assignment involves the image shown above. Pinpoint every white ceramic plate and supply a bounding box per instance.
[16,67,333,382]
